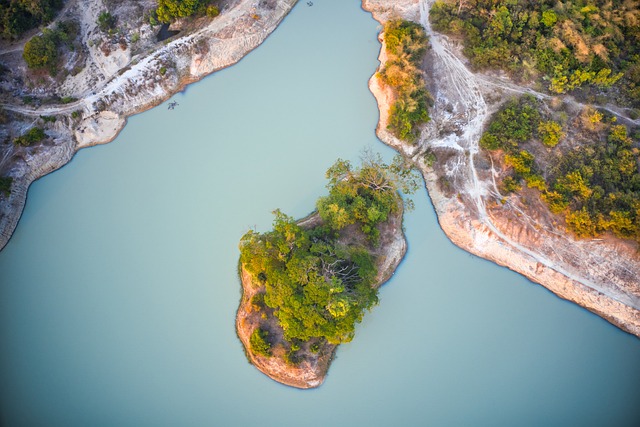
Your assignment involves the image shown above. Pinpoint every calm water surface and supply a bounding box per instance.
[1,1,639,426]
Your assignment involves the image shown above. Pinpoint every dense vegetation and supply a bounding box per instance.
[318,155,419,242]
[378,20,432,142]
[481,96,640,241]
[430,0,640,104]
[0,0,62,39]
[22,20,77,73]
[240,156,416,352]
[155,0,219,23]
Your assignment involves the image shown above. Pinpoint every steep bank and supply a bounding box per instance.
[236,207,407,388]
[362,0,640,337]
[0,0,298,251]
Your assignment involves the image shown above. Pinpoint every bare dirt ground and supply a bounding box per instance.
[364,0,640,337]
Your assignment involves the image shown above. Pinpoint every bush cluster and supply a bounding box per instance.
[378,20,432,142]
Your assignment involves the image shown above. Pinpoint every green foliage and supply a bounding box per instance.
[318,153,418,241]
[0,176,12,197]
[240,156,413,346]
[249,327,272,357]
[0,0,62,39]
[538,120,564,147]
[97,11,116,33]
[504,150,534,176]
[156,0,210,23]
[39,115,56,123]
[551,123,640,238]
[500,176,521,194]
[565,208,597,237]
[22,22,78,74]
[240,211,379,345]
[479,96,540,152]
[429,0,639,100]
[23,29,58,71]
[524,174,548,192]
[379,20,432,142]
[13,127,45,146]
[206,5,219,18]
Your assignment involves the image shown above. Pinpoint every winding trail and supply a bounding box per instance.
[419,0,640,310]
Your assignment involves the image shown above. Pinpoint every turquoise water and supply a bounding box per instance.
[1,1,639,426]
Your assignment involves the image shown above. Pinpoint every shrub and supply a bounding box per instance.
[14,127,46,146]
[156,0,207,23]
[538,120,564,147]
[40,115,56,123]
[249,327,272,357]
[206,5,219,18]
[500,176,521,194]
[1,0,63,40]
[23,30,58,71]
[97,11,116,32]
[565,208,597,237]
[379,20,432,142]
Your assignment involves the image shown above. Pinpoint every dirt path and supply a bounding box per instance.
[418,0,640,311]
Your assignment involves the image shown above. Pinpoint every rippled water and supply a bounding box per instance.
[1,1,639,426]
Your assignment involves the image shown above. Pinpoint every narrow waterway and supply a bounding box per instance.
[1,1,639,426]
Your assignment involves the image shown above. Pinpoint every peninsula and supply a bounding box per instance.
[365,0,640,337]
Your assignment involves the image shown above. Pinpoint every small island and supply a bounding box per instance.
[235,154,417,388]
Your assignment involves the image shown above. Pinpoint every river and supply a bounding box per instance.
[1,1,639,426]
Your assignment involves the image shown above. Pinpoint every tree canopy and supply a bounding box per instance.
[240,155,416,348]
[378,20,432,142]
[430,0,639,104]
[480,96,640,241]
[156,0,211,23]
[0,0,62,39]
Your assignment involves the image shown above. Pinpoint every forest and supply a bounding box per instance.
[378,20,432,142]
[0,0,62,39]
[480,96,640,241]
[430,0,640,106]
[239,155,416,359]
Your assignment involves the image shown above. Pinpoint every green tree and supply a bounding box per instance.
[156,0,207,23]
[538,120,564,147]
[249,327,272,357]
[97,11,116,32]
[23,29,58,71]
